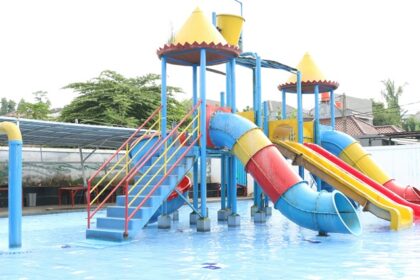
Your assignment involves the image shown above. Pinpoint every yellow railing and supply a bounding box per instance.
[89,116,160,205]
[127,113,200,207]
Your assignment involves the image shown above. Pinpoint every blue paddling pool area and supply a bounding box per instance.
[1,200,419,279]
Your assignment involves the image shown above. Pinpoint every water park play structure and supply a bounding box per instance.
[4,6,420,245]
[83,7,420,241]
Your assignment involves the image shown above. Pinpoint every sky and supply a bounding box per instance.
[1,0,419,114]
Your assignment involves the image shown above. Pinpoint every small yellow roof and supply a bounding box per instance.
[174,7,228,45]
[287,52,326,83]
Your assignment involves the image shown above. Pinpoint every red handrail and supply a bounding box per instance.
[124,135,200,235]
[87,105,161,229]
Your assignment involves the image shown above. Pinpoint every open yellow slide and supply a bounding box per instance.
[274,140,413,230]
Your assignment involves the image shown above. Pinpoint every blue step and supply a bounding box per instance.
[115,195,161,207]
[96,217,143,231]
[86,148,196,241]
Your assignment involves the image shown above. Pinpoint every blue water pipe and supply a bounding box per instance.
[161,56,167,137]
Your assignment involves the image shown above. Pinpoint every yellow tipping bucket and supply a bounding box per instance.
[216,14,244,46]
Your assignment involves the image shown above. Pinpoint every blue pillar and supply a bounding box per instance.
[255,55,263,210]
[314,85,320,145]
[252,68,258,207]
[314,84,321,191]
[220,91,226,209]
[296,71,304,178]
[199,49,207,218]
[161,56,167,137]
[230,58,238,215]
[9,140,22,248]
[225,62,232,210]
[263,101,270,207]
[282,89,287,119]
[330,90,335,130]
[192,65,199,210]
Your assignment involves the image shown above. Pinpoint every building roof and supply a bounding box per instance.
[375,125,404,134]
[321,116,378,137]
[0,116,143,149]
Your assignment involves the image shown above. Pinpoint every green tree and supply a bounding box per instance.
[372,79,406,127]
[60,70,185,127]
[402,116,420,132]
[16,91,51,120]
[0,98,16,115]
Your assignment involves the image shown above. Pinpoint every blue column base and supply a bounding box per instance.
[197,217,211,232]
[189,212,199,225]
[228,214,240,227]
[250,205,258,217]
[172,210,179,221]
[264,206,272,216]
[158,215,171,229]
[217,208,229,222]
[254,211,267,223]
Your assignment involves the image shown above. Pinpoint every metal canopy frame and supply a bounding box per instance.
[0,117,143,150]
[0,116,145,187]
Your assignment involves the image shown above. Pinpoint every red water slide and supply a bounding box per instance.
[305,143,420,220]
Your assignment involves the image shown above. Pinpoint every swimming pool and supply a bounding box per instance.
[1,200,419,279]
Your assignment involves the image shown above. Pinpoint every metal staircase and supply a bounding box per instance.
[85,102,201,241]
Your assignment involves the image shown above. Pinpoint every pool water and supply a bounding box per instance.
[1,200,419,279]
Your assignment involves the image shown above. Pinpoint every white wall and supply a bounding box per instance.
[365,144,420,186]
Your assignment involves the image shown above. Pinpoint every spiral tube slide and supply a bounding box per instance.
[321,130,420,204]
[208,112,361,235]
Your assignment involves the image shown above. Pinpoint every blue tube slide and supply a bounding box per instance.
[209,112,362,235]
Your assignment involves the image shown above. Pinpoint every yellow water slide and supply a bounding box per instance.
[274,140,413,230]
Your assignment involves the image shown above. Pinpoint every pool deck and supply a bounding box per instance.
[0,196,252,218]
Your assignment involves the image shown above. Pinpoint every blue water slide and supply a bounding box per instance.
[209,112,362,235]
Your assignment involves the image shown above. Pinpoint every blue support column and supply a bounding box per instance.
[252,68,258,208]
[161,56,167,137]
[314,85,320,144]
[314,84,321,191]
[282,89,287,119]
[230,58,238,216]
[227,58,240,227]
[220,91,226,210]
[192,65,199,211]
[330,90,335,130]
[296,71,304,178]
[263,101,270,207]
[255,55,263,211]
[9,140,22,248]
[225,62,232,211]
[199,49,207,219]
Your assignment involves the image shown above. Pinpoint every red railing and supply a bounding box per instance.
[87,105,161,228]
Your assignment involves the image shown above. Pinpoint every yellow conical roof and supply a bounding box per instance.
[287,52,326,83]
[174,7,228,45]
